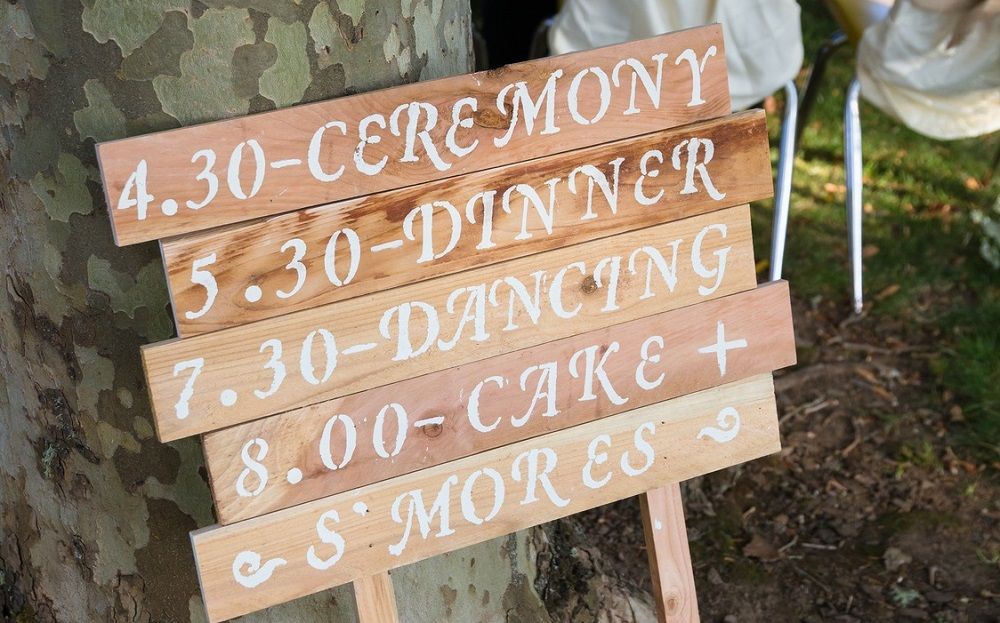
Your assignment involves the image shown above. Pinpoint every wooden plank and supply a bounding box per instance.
[97,25,730,245]
[145,205,756,441]
[203,281,794,524]
[641,484,700,622]
[162,111,772,336]
[353,572,399,623]
[191,374,780,622]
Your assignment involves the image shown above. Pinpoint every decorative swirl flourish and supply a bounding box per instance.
[232,550,287,589]
[696,406,741,443]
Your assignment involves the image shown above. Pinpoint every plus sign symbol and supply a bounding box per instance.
[697,321,748,377]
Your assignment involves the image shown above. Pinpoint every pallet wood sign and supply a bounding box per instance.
[96,24,797,623]
[99,24,729,246]
[161,111,772,336]
[146,205,758,441]
[204,282,794,524]
[193,374,780,621]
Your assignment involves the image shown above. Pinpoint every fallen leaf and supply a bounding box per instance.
[871,384,897,403]
[826,478,848,493]
[885,336,908,349]
[949,405,965,422]
[863,244,880,258]
[876,284,901,300]
[743,534,780,561]
[884,547,912,572]
[855,366,880,385]
[965,177,981,190]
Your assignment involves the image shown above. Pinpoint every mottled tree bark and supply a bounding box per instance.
[0,2,552,621]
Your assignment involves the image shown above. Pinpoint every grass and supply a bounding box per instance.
[752,1,1000,460]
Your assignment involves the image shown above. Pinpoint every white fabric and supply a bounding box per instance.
[856,0,1000,140]
[547,0,804,111]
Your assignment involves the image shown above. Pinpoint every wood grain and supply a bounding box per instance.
[353,572,399,623]
[145,205,756,441]
[98,25,730,245]
[203,281,794,524]
[162,111,771,336]
[641,484,700,622]
[191,374,780,622]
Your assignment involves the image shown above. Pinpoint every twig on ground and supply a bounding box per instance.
[792,566,833,596]
[838,309,868,330]
[778,536,799,554]
[802,542,839,551]
[780,396,835,425]
[842,431,863,457]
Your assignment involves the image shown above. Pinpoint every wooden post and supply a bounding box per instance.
[352,572,399,623]
[641,484,700,622]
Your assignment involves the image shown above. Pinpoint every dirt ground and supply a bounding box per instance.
[532,296,1000,622]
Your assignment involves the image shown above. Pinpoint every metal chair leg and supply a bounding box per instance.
[769,79,798,282]
[844,76,864,314]
[796,31,849,147]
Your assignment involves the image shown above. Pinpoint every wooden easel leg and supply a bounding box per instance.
[640,483,700,622]
[353,571,399,623]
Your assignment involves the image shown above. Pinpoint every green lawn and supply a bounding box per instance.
[753,1,1000,460]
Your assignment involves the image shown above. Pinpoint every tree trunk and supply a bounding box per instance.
[0,2,552,621]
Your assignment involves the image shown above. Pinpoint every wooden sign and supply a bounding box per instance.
[97,25,729,245]
[144,205,756,442]
[204,282,794,524]
[191,374,780,622]
[161,111,771,336]
[96,24,797,623]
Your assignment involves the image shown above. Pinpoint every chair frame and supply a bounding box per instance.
[769,80,799,282]
[844,76,865,313]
